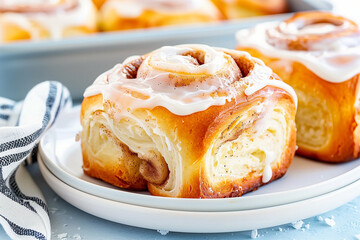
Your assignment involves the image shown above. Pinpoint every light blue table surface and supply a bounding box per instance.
[1,163,360,240]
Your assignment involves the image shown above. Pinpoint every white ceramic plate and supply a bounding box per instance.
[38,155,360,233]
[39,107,360,212]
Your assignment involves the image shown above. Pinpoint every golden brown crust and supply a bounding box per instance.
[81,94,148,190]
[0,0,97,43]
[240,47,360,162]
[0,0,77,13]
[199,90,296,197]
[91,0,107,9]
[81,89,296,197]
[0,21,42,42]
[82,141,148,190]
[211,0,287,19]
[98,0,223,32]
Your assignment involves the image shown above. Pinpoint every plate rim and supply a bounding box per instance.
[39,107,360,212]
[38,155,360,233]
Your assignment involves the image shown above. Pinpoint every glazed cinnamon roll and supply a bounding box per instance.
[80,44,297,198]
[237,12,360,162]
[0,0,97,43]
[98,0,222,32]
[211,0,287,19]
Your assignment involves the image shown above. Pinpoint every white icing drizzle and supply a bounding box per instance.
[101,0,213,18]
[253,97,274,136]
[278,22,346,36]
[253,99,276,183]
[252,99,281,183]
[0,0,71,9]
[84,44,297,116]
[243,64,298,108]
[236,21,360,83]
[0,0,96,41]
[262,151,275,183]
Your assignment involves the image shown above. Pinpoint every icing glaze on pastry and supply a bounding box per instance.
[0,0,76,12]
[101,0,211,18]
[84,44,297,116]
[236,13,360,83]
[0,0,96,40]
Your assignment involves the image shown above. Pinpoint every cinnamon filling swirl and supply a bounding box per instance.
[266,12,360,51]
[85,45,296,116]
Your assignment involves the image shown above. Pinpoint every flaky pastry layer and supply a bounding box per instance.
[241,48,360,162]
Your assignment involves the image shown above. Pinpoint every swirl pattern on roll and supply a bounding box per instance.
[267,12,359,51]
[237,12,360,163]
[85,44,297,116]
[236,11,360,83]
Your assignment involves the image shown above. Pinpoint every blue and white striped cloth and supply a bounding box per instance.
[0,81,71,240]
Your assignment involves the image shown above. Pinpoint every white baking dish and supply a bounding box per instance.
[0,0,332,101]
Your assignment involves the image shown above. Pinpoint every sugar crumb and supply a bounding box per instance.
[57,233,68,239]
[251,229,258,239]
[157,230,169,236]
[324,218,336,227]
[49,208,58,214]
[72,234,82,240]
[291,220,304,230]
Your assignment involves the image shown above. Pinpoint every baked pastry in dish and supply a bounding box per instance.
[98,0,223,32]
[80,44,297,198]
[0,0,97,43]
[237,12,360,162]
[92,0,106,9]
[211,0,287,19]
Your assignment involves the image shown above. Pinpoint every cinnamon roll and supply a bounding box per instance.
[98,0,223,32]
[0,0,97,43]
[80,44,297,198]
[237,12,360,162]
[211,0,287,19]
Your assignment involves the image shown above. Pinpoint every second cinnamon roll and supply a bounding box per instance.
[237,12,360,162]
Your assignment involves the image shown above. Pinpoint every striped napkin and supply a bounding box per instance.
[0,81,71,240]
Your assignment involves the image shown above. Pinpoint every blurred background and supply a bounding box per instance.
[0,0,353,101]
